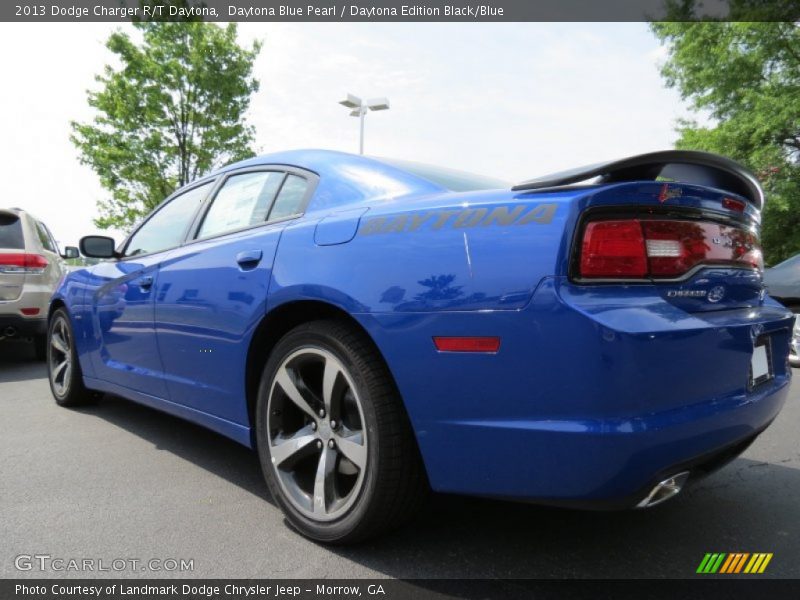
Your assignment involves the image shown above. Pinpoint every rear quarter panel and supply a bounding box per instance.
[267,180,790,501]
[269,190,579,314]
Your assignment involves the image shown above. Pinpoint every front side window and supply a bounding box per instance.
[124,182,213,257]
[269,175,309,220]
[198,171,285,239]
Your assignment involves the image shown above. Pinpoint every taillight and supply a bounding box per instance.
[722,197,746,212]
[0,253,49,274]
[580,221,647,278]
[578,219,761,279]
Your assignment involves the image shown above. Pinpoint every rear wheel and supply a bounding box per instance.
[256,320,427,543]
[48,308,96,407]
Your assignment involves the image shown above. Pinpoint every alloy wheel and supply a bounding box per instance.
[49,316,72,397]
[267,347,368,522]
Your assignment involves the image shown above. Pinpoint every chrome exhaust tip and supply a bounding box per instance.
[4,326,16,337]
[636,471,690,508]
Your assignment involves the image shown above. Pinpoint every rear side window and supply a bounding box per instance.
[36,221,57,253]
[124,182,213,257]
[0,213,24,249]
[269,175,308,220]
[198,171,285,239]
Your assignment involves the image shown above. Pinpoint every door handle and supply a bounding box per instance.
[138,275,154,291]
[236,250,263,269]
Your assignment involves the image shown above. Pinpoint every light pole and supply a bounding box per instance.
[339,93,390,155]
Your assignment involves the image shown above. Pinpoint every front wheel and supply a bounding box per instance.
[47,308,96,407]
[256,320,427,543]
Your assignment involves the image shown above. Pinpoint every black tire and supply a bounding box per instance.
[33,335,47,361]
[256,319,428,543]
[47,308,96,407]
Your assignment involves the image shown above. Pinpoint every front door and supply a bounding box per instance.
[88,256,166,397]
[87,180,215,398]
[154,169,311,425]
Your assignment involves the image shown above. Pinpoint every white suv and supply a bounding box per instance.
[0,208,78,359]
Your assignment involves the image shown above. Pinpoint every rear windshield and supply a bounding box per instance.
[378,158,508,192]
[0,213,24,249]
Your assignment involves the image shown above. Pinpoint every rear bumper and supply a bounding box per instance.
[429,374,789,506]
[0,314,47,337]
[360,277,794,506]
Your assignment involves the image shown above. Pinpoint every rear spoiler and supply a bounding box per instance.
[512,150,765,210]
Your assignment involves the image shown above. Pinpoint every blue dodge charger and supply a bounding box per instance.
[47,149,792,542]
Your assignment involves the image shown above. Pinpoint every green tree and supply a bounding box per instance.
[651,19,800,263]
[71,22,261,231]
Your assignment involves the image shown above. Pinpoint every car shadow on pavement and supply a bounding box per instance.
[76,393,800,579]
[332,458,800,580]
[79,394,274,506]
[0,340,46,383]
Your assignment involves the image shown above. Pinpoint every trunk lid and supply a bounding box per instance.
[515,150,768,314]
[571,181,764,313]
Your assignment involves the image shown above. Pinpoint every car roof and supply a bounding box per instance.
[210,149,448,210]
[210,149,514,211]
[217,149,415,178]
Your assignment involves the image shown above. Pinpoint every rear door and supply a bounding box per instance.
[0,210,27,301]
[154,168,314,424]
[87,181,214,398]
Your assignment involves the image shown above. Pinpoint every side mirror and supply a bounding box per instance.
[79,236,117,259]
[61,246,79,260]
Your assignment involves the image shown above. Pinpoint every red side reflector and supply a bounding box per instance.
[433,336,501,353]
[20,308,40,316]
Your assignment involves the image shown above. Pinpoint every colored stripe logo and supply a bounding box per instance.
[697,553,773,574]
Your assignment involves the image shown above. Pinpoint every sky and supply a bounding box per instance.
[0,22,694,247]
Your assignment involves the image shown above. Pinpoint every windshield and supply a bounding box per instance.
[377,158,508,192]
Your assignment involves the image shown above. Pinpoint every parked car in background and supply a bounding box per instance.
[0,208,78,359]
[763,254,800,366]
[48,150,792,543]
[790,319,800,368]
[764,254,800,308]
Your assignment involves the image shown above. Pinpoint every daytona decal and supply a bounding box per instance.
[360,203,558,235]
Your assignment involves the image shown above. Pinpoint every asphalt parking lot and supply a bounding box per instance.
[1,339,799,580]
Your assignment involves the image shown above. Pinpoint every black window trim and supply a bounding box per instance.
[118,177,218,261]
[116,164,318,261]
[184,165,318,245]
